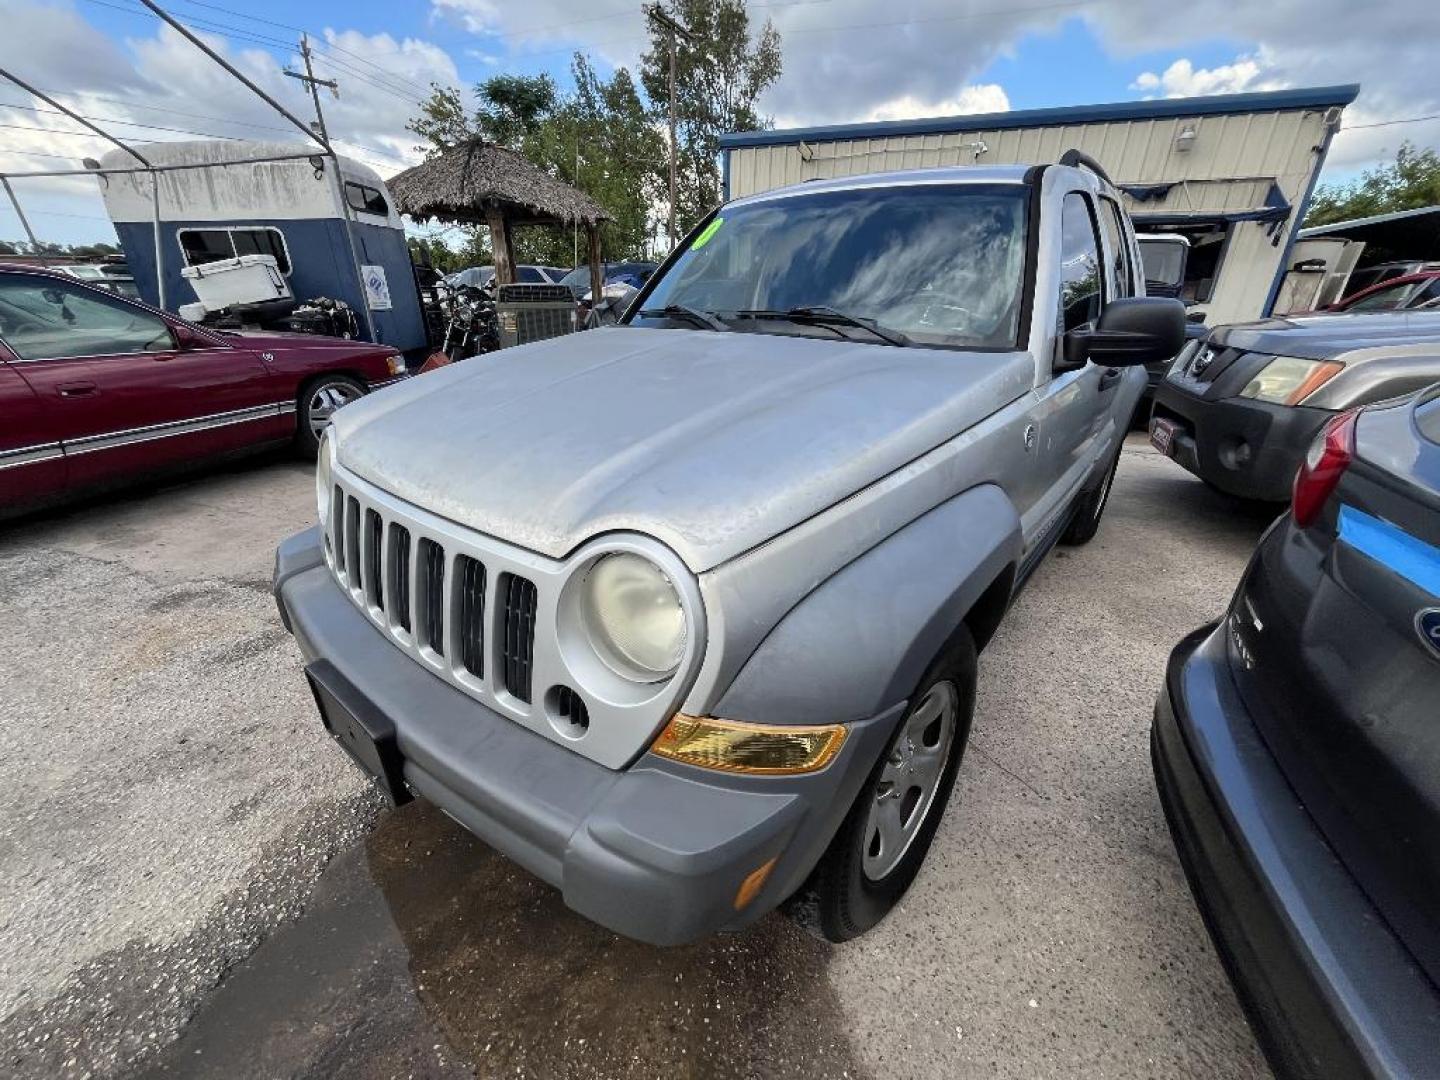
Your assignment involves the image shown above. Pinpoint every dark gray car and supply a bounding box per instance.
[1153,383,1440,1077]
[1151,310,1440,500]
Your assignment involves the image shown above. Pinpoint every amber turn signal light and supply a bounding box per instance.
[734,856,778,911]
[650,714,847,775]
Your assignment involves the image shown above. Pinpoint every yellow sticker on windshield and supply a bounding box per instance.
[691,217,723,250]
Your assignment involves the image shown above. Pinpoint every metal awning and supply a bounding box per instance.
[1299,205,1440,262]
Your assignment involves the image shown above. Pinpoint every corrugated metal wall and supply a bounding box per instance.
[726,107,1336,324]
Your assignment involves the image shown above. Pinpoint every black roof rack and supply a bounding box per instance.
[1058,149,1113,185]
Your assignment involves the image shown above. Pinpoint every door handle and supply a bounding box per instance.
[1098,368,1122,392]
[58,381,97,397]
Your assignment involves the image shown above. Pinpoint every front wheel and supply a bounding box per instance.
[296,374,364,457]
[802,629,977,942]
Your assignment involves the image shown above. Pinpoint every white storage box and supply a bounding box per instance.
[180,254,291,311]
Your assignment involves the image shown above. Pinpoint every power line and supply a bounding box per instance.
[1346,112,1440,131]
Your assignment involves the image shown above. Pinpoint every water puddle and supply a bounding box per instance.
[140,799,866,1078]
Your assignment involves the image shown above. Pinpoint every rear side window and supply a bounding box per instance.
[179,227,292,275]
[0,276,173,360]
[1098,199,1134,298]
[344,181,390,217]
[1058,193,1104,332]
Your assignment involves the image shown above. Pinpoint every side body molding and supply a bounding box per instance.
[714,484,1022,726]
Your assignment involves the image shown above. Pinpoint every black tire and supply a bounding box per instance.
[295,374,365,457]
[804,627,977,943]
[1060,442,1122,546]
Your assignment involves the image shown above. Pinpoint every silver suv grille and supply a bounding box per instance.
[320,462,705,770]
[326,470,538,712]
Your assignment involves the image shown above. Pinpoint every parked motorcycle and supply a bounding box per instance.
[441,283,499,360]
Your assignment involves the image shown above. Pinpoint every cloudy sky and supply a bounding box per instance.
[2,0,1436,248]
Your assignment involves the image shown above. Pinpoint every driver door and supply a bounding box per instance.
[0,274,271,490]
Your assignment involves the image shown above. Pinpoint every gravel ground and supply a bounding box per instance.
[0,457,384,1078]
[1,437,1279,1078]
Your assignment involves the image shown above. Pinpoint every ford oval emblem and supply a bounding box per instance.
[1418,608,1440,659]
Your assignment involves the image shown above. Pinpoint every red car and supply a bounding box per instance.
[1328,269,1440,313]
[0,263,407,517]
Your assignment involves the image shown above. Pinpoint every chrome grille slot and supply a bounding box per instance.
[388,524,412,632]
[455,555,486,678]
[499,573,538,703]
[364,508,385,611]
[418,538,445,656]
[330,486,346,573]
[343,497,361,591]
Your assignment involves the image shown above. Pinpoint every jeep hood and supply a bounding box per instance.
[331,327,1032,571]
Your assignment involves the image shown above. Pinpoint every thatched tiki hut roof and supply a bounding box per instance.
[389,142,609,290]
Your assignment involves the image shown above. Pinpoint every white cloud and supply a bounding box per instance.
[0,1,463,246]
[861,84,1010,123]
[1129,50,1286,99]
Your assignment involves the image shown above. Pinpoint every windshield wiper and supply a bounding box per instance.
[786,306,911,347]
[729,306,911,346]
[637,304,729,332]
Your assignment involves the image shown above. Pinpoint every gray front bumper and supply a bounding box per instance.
[274,528,902,945]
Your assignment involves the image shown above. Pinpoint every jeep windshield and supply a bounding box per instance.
[630,183,1029,350]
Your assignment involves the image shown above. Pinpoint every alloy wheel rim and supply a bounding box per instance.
[862,680,958,881]
[308,383,360,438]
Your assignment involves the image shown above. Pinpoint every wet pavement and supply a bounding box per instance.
[139,800,863,1080]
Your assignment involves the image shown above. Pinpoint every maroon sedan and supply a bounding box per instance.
[1329,270,1440,313]
[0,264,407,516]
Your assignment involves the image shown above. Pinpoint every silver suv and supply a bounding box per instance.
[274,155,1183,944]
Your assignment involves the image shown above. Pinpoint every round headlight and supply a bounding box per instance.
[315,432,334,526]
[580,553,687,681]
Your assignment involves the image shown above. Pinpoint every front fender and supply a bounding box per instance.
[713,484,1021,725]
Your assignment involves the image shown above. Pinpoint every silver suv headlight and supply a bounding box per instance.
[315,431,335,527]
[579,552,687,682]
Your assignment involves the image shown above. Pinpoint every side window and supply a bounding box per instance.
[1098,199,1134,298]
[179,227,292,275]
[518,266,545,283]
[1346,279,1423,312]
[1058,193,1104,333]
[0,276,173,361]
[344,182,390,217]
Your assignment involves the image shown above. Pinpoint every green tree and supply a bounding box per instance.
[640,0,782,234]
[1306,142,1440,227]
[407,63,663,266]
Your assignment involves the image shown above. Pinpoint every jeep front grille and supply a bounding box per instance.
[328,486,536,707]
[320,463,701,770]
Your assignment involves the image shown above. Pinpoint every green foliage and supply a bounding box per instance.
[0,239,119,258]
[407,63,664,267]
[1306,143,1440,227]
[640,0,782,234]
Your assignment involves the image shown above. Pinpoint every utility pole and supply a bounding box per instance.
[646,4,693,247]
[285,35,337,144]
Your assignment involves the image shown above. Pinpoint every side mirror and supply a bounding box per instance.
[1062,296,1186,368]
[171,322,207,351]
[1186,309,1207,324]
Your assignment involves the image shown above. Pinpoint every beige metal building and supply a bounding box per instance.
[720,85,1359,325]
